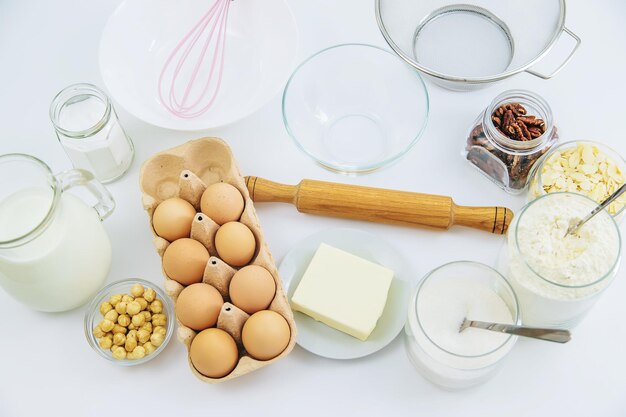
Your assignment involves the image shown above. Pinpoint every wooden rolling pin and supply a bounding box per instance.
[244,177,513,235]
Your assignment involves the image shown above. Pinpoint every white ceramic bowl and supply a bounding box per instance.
[99,0,298,130]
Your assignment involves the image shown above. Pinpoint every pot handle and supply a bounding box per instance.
[525,27,581,80]
[56,169,116,221]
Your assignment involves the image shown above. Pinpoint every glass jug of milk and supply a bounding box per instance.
[0,154,114,312]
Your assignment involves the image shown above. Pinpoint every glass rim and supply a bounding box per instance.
[483,89,554,155]
[281,43,430,174]
[0,154,60,248]
[532,140,626,218]
[49,83,112,139]
[414,260,520,360]
[514,191,622,289]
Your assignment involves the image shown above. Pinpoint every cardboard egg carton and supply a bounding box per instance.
[139,138,296,383]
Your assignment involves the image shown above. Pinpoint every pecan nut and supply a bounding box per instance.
[491,103,546,142]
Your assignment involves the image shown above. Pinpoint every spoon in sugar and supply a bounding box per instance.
[564,183,626,237]
[459,318,571,343]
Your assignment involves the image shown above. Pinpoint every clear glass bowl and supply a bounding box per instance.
[404,261,519,389]
[84,278,175,366]
[498,192,621,329]
[282,43,429,174]
[528,140,626,220]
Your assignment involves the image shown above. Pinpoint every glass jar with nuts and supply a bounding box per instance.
[464,90,559,194]
[84,279,174,366]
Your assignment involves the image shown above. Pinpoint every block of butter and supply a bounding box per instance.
[290,243,393,341]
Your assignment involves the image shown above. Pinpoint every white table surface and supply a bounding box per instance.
[1,0,625,416]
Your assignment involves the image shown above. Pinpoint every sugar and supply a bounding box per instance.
[417,277,513,359]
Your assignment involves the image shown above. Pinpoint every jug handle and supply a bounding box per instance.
[56,169,116,221]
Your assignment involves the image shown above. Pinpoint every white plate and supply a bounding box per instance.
[278,228,413,360]
[99,0,298,130]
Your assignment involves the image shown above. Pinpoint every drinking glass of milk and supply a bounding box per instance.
[0,154,114,312]
[500,192,621,329]
[404,261,520,390]
[50,83,134,183]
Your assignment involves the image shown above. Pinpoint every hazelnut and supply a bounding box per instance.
[149,300,163,314]
[112,325,127,335]
[135,297,148,311]
[137,329,151,344]
[131,314,145,328]
[152,314,167,327]
[93,325,105,338]
[143,288,156,303]
[143,342,156,355]
[99,302,113,315]
[130,283,145,298]
[104,310,119,322]
[117,314,131,327]
[99,336,113,350]
[126,301,141,316]
[128,346,146,360]
[112,346,127,360]
[113,333,126,346]
[125,335,137,352]
[150,332,165,347]
[141,311,152,322]
[109,294,122,307]
[115,301,127,315]
[100,319,114,333]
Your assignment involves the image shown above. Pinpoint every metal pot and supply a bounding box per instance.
[376,0,581,91]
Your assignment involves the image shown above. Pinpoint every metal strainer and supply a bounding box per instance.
[376,0,581,90]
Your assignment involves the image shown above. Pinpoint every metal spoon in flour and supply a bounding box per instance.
[459,318,571,343]
[564,183,626,237]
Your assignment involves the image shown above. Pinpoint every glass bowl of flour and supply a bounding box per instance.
[500,192,621,329]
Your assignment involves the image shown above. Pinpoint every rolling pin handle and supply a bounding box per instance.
[245,176,297,204]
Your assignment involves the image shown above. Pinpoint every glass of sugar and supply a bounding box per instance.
[50,83,134,183]
[500,192,621,329]
[404,261,520,390]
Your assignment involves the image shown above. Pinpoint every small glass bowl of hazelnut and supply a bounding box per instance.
[84,278,174,366]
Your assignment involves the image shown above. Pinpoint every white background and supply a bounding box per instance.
[1,0,625,416]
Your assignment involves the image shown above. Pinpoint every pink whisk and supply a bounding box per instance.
[158,0,232,119]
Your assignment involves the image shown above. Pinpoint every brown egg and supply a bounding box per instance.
[190,328,239,378]
[175,283,223,331]
[152,198,196,241]
[162,238,209,286]
[214,222,256,267]
[200,182,244,225]
[242,310,290,361]
[229,265,276,314]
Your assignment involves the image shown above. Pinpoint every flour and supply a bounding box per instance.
[506,193,621,327]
